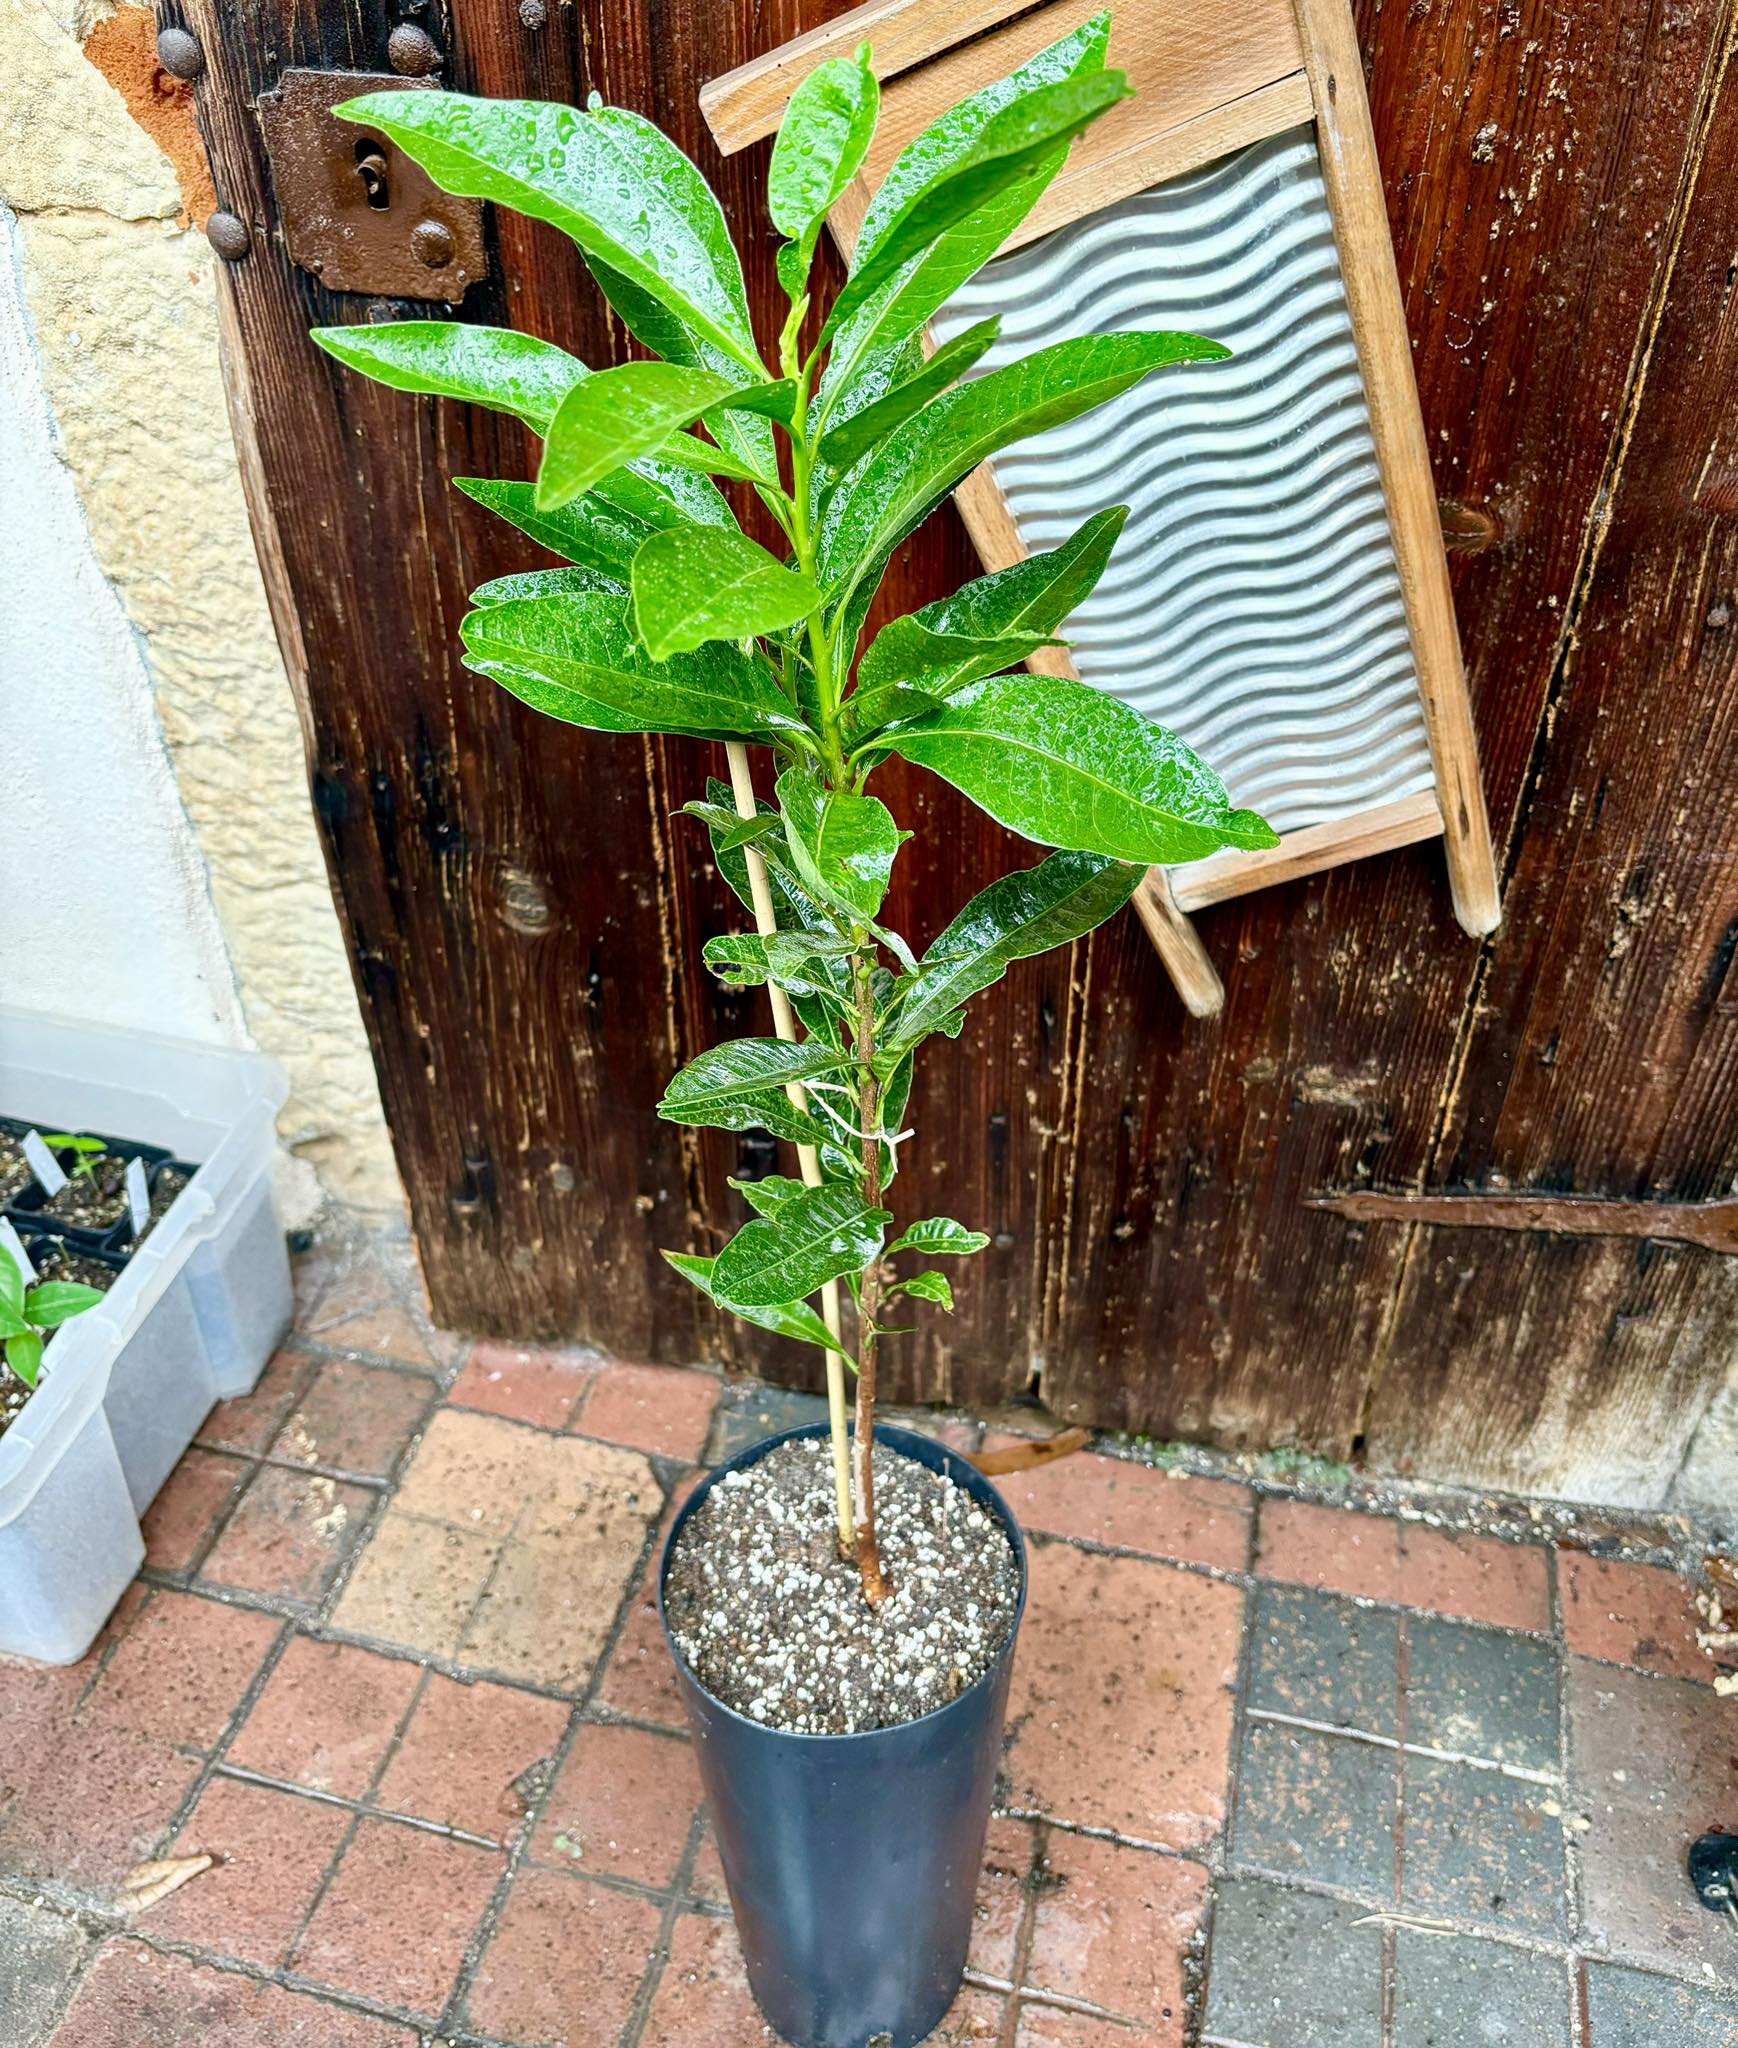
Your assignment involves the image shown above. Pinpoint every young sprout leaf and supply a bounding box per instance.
[711,1185,892,1311]
[5,1331,42,1389]
[768,43,879,283]
[23,1281,107,1328]
[776,768,903,921]
[887,1218,992,1258]
[891,1271,954,1310]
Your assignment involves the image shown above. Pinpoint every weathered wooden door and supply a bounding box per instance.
[183,0,1738,1501]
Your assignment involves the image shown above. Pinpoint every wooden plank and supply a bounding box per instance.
[1169,793,1444,914]
[1036,0,1731,1454]
[1364,22,1738,1494]
[1312,1191,1738,1257]
[1291,0,1500,940]
[699,0,1023,153]
[1132,872,1226,1019]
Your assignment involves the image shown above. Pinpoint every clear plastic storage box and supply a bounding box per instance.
[0,1009,291,1662]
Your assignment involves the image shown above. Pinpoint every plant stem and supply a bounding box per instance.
[722,742,855,1555]
[851,948,892,1608]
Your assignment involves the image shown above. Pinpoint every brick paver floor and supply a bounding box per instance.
[2,1221,1733,2046]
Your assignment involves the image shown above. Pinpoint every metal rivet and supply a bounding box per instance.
[519,0,547,24]
[410,218,454,269]
[156,25,203,79]
[387,22,440,75]
[205,211,251,260]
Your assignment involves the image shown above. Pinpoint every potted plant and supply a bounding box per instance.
[313,17,1271,2043]
[0,1240,104,1438]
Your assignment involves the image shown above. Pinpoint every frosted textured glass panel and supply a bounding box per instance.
[933,127,1437,839]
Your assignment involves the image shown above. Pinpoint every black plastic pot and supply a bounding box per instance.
[659,1421,1026,2048]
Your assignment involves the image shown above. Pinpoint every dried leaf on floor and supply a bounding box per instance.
[969,1427,1091,1476]
[119,1853,214,1911]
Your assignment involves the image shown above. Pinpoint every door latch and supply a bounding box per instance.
[258,69,487,300]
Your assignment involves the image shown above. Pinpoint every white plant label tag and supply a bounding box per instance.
[0,1218,36,1284]
[22,1131,67,1197]
[126,1157,151,1237]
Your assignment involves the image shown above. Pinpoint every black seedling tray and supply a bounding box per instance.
[2,1123,175,1257]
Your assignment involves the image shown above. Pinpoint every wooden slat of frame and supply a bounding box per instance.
[1292,0,1500,938]
[1131,869,1226,1017]
[1167,791,1445,913]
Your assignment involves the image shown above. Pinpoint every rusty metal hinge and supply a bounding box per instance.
[257,69,486,301]
[1309,1190,1738,1255]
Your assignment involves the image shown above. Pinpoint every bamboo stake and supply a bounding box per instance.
[723,742,856,1551]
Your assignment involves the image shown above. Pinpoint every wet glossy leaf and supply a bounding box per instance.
[663,1251,849,1356]
[311,322,584,432]
[471,565,624,605]
[660,1037,853,1126]
[726,1173,811,1219]
[848,616,1059,735]
[880,671,1276,866]
[711,1184,892,1310]
[892,1270,954,1309]
[460,593,800,738]
[892,849,1142,1046]
[702,931,854,997]
[537,363,741,510]
[887,1217,991,1257]
[828,70,1130,335]
[769,44,878,253]
[631,527,820,659]
[819,333,1229,609]
[818,317,1000,471]
[334,92,763,375]
[777,768,902,920]
[818,14,1109,425]
[455,463,733,583]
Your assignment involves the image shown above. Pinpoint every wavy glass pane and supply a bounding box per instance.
[933,126,1437,839]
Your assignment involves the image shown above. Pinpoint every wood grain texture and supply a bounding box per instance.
[193,0,1738,1498]
[1170,794,1444,913]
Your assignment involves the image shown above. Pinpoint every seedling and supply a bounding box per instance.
[41,1133,107,1185]
[0,1244,104,1390]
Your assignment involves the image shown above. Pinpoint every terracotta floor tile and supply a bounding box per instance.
[451,1339,597,1429]
[0,1724,201,1892]
[375,1672,568,1841]
[596,1553,685,1729]
[1559,1553,1706,1681]
[150,1774,350,1966]
[1024,1832,1207,2041]
[1006,1544,1243,1846]
[465,1867,661,2046]
[330,1512,501,1662]
[391,1407,554,1536]
[531,1721,702,1884]
[689,1824,727,1904]
[934,1988,1011,2042]
[641,1911,770,2048]
[990,1448,1251,1574]
[972,1816,1037,1979]
[1395,1523,1551,1633]
[228,1636,422,1799]
[301,1240,460,1372]
[80,1589,280,1749]
[52,1941,420,2045]
[577,1359,720,1462]
[199,1349,318,1455]
[270,1360,432,1478]
[293,1816,503,2017]
[201,1463,376,1605]
[140,1447,250,1573]
[1256,1499,1401,1603]
[1017,2004,1172,2046]
[1569,1657,1738,1988]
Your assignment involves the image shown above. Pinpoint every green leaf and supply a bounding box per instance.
[892,848,1143,1047]
[819,333,1229,608]
[776,768,903,921]
[702,932,854,997]
[471,565,624,605]
[663,1250,850,1358]
[4,1330,41,1388]
[818,14,1110,427]
[311,321,585,433]
[659,1038,853,1126]
[460,593,800,738]
[711,1184,891,1310]
[923,504,1127,641]
[818,317,1000,470]
[455,462,734,583]
[882,671,1276,866]
[850,617,1058,729]
[23,1280,105,1328]
[333,93,763,376]
[892,1270,954,1309]
[769,44,879,253]
[714,379,798,424]
[537,363,741,511]
[726,1174,811,1220]
[631,528,820,660]
[827,70,1130,337]
[0,1247,21,1324]
[888,1217,991,1257]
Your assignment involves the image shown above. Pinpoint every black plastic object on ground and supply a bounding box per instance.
[660,1421,1027,2048]
[1690,1831,1738,1921]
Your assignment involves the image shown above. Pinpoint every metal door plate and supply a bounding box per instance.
[258,69,486,300]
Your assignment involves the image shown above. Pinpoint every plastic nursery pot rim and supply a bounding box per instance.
[657,1419,1029,1747]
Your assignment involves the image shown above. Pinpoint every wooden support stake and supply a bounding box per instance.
[723,743,855,1548]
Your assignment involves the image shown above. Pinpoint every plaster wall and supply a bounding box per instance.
[0,0,396,1208]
